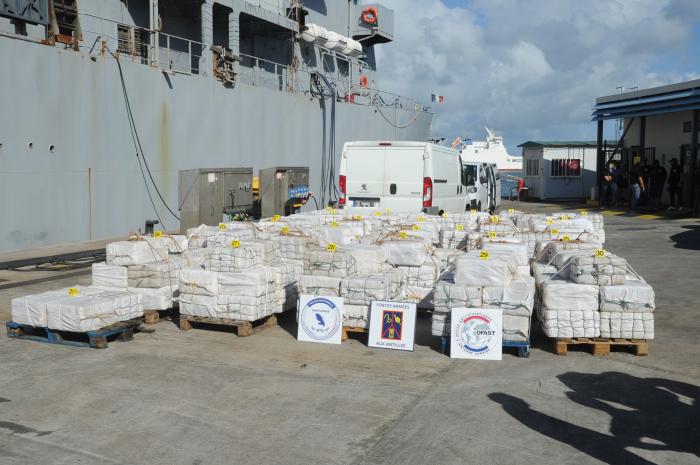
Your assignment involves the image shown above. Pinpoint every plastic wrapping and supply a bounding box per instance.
[382,240,430,266]
[92,262,128,288]
[453,253,517,287]
[599,279,655,313]
[106,240,164,266]
[600,311,654,339]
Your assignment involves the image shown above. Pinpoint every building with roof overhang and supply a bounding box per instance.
[518,141,599,200]
[593,79,700,210]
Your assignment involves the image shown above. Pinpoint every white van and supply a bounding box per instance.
[463,162,502,212]
[339,141,468,214]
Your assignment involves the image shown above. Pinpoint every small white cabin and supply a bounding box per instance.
[519,141,598,200]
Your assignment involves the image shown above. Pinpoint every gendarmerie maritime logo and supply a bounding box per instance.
[455,312,497,356]
[299,297,341,341]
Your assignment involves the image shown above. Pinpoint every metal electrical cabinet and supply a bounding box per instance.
[259,167,310,218]
[178,168,253,233]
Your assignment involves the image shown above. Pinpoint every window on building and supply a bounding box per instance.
[526,158,540,176]
[683,121,692,133]
[550,158,582,177]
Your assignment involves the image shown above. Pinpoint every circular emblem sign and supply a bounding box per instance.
[299,297,342,341]
[455,313,498,356]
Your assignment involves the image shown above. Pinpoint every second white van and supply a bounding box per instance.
[339,141,468,214]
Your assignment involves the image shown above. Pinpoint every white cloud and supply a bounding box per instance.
[376,0,700,152]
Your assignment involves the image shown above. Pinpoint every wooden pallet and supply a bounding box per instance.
[178,314,277,337]
[342,326,368,341]
[6,319,145,349]
[554,337,649,356]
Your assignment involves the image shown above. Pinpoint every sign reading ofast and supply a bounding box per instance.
[450,308,502,360]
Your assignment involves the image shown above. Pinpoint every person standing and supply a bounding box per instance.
[650,159,667,210]
[629,164,645,212]
[601,166,615,208]
[668,158,683,210]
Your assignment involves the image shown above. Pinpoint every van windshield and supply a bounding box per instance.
[464,165,477,186]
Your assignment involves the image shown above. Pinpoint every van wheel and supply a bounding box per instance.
[477,202,482,212]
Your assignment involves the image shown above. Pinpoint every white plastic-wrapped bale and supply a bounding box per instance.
[570,253,627,285]
[431,312,450,336]
[186,225,221,249]
[396,261,440,288]
[539,281,600,338]
[503,315,531,342]
[178,268,219,297]
[205,237,277,272]
[479,240,530,267]
[271,234,314,260]
[439,227,469,249]
[340,273,394,305]
[344,304,370,329]
[453,252,517,287]
[344,244,390,273]
[482,275,535,317]
[298,274,342,297]
[304,246,353,277]
[599,279,655,313]
[39,287,143,332]
[179,268,280,321]
[479,221,517,234]
[432,273,482,314]
[143,234,189,254]
[11,287,105,327]
[92,262,128,288]
[127,286,176,310]
[106,240,165,266]
[600,312,654,339]
[382,240,430,267]
[317,224,362,246]
[434,248,466,270]
[127,258,187,288]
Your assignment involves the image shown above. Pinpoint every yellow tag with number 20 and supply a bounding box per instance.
[326,243,337,253]
[230,240,241,248]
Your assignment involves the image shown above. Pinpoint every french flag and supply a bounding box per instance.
[431,93,445,103]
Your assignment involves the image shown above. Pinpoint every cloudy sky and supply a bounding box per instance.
[375,0,700,155]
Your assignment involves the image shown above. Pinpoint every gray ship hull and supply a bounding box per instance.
[0,36,432,252]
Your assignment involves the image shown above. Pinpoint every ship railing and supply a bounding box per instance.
[79,12,205,75]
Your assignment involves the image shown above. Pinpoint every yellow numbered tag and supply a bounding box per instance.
[562,235,571,242]
[230,239,241,248]
[455,224,465,231]
[374,211,382,217]
[508,208,515,214]
[330,220,339,228]
[441,212,449,218]
[399,231,408,239]
[326,243,337,253]
[384,208,392,214]
[580,210,589,216]
[550,228,560,236]
[218,223,227,231]
[488,231,497,239]
[153,231,163,238]
[417,216,425,222]
[594,249,606,258]
[353,215,363,221]
[546,218,554,225]
[68,287,80,297]
[280,226,289,235]
[470,209,477,214]
[271,215,281,223]
[325,206,334,212]
[479,251,490,260]
[412,224,421,231]
[561,215,570,221]
[490,215,500,223]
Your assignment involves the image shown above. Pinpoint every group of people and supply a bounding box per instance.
[601,158,685,212]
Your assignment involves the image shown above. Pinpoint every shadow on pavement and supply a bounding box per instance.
[489,372,700,464]
[670,225,700,251]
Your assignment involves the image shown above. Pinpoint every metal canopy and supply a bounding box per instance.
[592,81,700,121]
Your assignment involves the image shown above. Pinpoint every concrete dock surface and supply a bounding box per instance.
[0,202,698,465]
